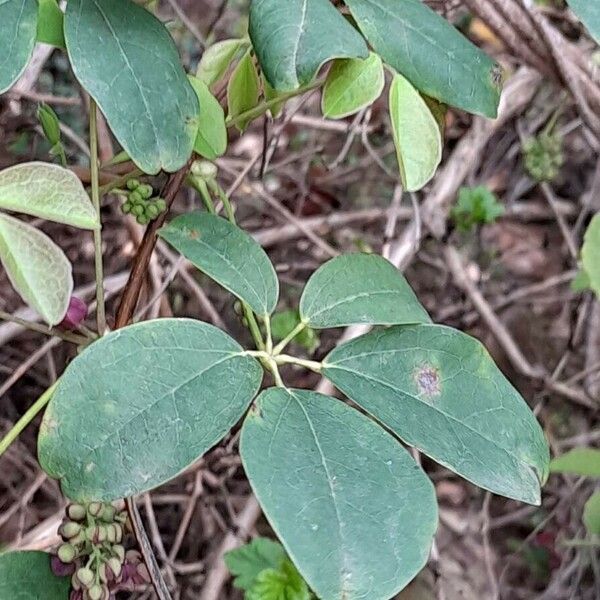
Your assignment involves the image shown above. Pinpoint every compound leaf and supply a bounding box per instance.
[37,0,65,48]
[0,0,38,93]
[582,213,600,298]
[389,73,442,191]
[344,0,502,117]
[189,76,227,160]
[249,0,368,91]
[0,162,98,229]
[241,388,438,600]
[247,561,311,600]
[550,448,600,478]
[322,52,384,119]
[64,0,199,175]
[197,38,249,87]
[0,213,72,326]
[299,253,430,328]
[225,538,286,591]
[38,319,263,501]
[227,50,260,132]
[323,325,550,505]
[0,551,70,600]
[568,0,600,44]
[159,212,279,316]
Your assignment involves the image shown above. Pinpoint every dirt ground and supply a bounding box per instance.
[0,1,599,598]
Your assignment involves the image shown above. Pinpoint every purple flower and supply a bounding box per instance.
[59,297,88,330]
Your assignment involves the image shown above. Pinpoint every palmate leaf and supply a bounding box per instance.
[323,324,550,505]
[0,0,38,93]
[344,0,502,117]
[225,538,287,591]
[0,213,72,326]
[299,253,430,328]
[38,319,263,501]
[0,551,70,600]
[0,162,98,229]
[249,0,368,92]
[64,0,199,174]
[159,212,279,316]
[241,388,438,600]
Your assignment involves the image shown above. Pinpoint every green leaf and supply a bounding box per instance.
[227,50,260,132]
[550,448,600,478]
[323,325,550,505]
[247,561,311,600]
[37,0,65,48]
[241,388,438,600]
[159,212,279,316]
[64,0,199,175]
[263,74,285,118]
[451,186,504,232]
[582,213,600,297]
[571,269,591,293]
[0,213,72,326]
[322,52,384,119]
[299,253,430,329]
[344,0,502,117]
[0,162,98,229]
[0,0,37,93]
[249,0,368,92]
[225,538,286,591]
[38,318,263,501]
[0,551,70,599]
[188,76,227,160]
[389,73,442,192]
[568,0,600,44]
[197,38,249,88]
[584,492,600,535]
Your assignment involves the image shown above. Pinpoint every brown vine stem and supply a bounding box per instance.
[114,158,193,600]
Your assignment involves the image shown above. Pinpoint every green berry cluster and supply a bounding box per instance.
[523,131,564,183]
[57,501,129,600]
[121,179,167,225]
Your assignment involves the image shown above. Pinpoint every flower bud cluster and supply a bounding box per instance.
[121,179,167,225]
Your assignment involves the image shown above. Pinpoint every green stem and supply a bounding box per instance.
[98,168,144,196]
[264,314,273,354]
[244,307,265,351]
[89,99,106,336]
[209,180,235,223]
[0,309,89,345]
[0,382,58,457]
[225,78,325,130]
[272,320,307,355]
[274,354,323,372]
[188,177,216,213]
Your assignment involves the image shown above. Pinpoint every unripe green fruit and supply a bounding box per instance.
[77,567,95,587]
[67,504,87,521]
[138,184,153,199]
[106,524,117,543]
[191,159,217,180]
[155,198,167,212]
[60,521,81,539]
[100,505,116,522]
[57,543,76,563]
[136,214,149,225]
[121,201,132,214]
[88,502,104,517]
[113,544,125,562]
[126,178,140,191]
[114,523,123,543]
[98,563,108,584]
[96,525,108,543]
[132,204,145,217]
[71,572,82,591]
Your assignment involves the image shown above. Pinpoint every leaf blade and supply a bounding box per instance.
[0,551,70,600]
[568,0,600,44]
[225,538,286,591]
[550,448,600,478]
[227,50,260,132]
[0,162,98,229]
[582,213,600,298]
[299,253,431,328]
[0,213,72,325]
[64,0,199,174]
[0,0,37,93]
[323,324,550,505]
[159,212,279,315]
[189,76,227,160]
[345,0,502,117]
[38,318,263,501]
[250,0,368,91]
[322,52,384,119]
[241,387,438,600]
[389,73,442,192]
